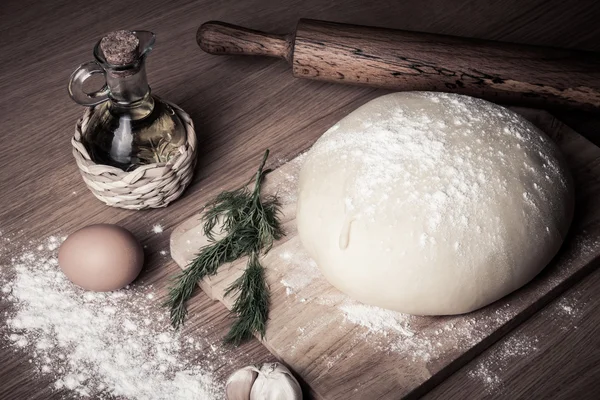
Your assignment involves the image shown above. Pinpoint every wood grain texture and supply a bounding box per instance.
[425,258,600,400]
[170,109,600,399]
[198,21,292,61]
[1,0,600,399]
[292,19,600,112]
[199,18,600,111]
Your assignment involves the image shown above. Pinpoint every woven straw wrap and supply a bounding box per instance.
[72,103,197,210]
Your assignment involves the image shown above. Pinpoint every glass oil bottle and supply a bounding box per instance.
[68,30,187,171]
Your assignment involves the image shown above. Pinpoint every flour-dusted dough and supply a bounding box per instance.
[296,92,574,315]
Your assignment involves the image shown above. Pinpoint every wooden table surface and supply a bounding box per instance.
[1,0,600,399]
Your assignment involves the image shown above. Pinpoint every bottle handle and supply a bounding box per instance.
[68,61,109,106]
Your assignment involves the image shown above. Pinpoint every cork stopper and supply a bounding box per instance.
[100,30,140,66]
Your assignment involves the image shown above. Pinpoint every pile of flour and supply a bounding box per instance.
[0,235,224,400]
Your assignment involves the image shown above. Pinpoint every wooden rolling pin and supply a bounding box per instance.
[197,19,600,112]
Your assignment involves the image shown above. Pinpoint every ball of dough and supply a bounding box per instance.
[297,92,574,315]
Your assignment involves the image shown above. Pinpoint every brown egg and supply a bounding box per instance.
[58,224,144,291]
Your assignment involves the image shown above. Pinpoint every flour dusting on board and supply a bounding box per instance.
[467,290,586,393]
[278,249,319,296]
[276,230,596,367]
[467,334,540,394]
[339,302,414,337]
[0,236,224,400]
[276,241,516,363]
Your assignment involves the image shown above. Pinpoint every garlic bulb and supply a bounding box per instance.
[250,363,302,400]
[226,365,259,400]
[225,362,302,400]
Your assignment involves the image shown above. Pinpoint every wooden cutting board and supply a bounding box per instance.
[170,108,600,400]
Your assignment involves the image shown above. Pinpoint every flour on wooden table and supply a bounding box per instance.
[276,231,595,368]
[276,243,508,363]
[467,332,540,393]
[278,249,319,296]
[467,285,586,393]
[339,302,414,338]
[556,297,578,318]
[0,236,224,400]
[547,292,584,332]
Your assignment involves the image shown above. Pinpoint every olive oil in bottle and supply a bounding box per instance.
[68,30,187,171]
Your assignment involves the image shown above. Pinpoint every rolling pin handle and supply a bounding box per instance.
[197,21,293,62]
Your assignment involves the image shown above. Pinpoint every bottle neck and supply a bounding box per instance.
[105,65,154,119]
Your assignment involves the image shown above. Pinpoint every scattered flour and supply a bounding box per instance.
[468,334,539,393]
[339,302,414,337]
[276,228,594,368]
[546,292,584,332]
[0,236,225,400]
[152,224,164,234]
[467,287,587,392]
[278,249,319,296]
[276,242,504,363]
[558,299,575,316]
[468,363,502,392]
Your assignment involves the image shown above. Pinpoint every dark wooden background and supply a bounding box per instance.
[1,0,600,398]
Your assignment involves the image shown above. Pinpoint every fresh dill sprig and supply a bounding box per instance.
[165,149,283,344]
[166,234,242,328]
[223,251,270,345]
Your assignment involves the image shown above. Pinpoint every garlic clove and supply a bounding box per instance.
[250,362,302,400]
[226,365,259,400]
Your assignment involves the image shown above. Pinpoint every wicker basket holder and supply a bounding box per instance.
[72,103,197,210]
